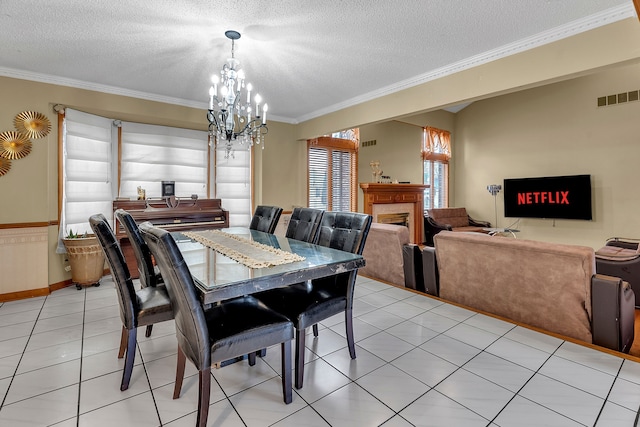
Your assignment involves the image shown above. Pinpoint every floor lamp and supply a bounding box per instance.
[487,184,501,228]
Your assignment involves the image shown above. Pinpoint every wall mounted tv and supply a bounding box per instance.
[503,174,592,220]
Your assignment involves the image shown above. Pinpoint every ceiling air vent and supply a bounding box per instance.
[597,90,639,107]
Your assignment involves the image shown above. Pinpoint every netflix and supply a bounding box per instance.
[504,175,592,220]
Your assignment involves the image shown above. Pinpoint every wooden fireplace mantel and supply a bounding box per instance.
[359,183,429,243]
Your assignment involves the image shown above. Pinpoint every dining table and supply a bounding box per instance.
[172,227,366,306]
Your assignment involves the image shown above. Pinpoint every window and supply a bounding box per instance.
[58,109,116,251]
[215,143,252,227]
[308,135,358,211]
[422,127,451,210]
[59,110,254,246]
[119,122,208,199]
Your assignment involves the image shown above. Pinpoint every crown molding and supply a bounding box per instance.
[0,4,634,126]
[295,3,636,123]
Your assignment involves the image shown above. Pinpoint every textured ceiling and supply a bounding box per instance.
[0,1,635,123]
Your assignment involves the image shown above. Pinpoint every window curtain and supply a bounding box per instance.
[215,142,252,227]
[57,109,116,252]
[422,126,451,210]
[422,127,451,162]
[119,122,208,199]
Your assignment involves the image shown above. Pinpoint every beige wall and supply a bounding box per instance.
[454,62,640,248]
[0,77,302,289]
[1,17,640,294]
[356,62,640,250]
[357,110,456,211]
[295,18,640,140]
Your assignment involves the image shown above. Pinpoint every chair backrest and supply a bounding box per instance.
[139,223,210,370]
[314,211,372,307]
[316,211,372,255]
[249,205,283,234]
[89,214,139,329]
[114,209,158,288]
[285,207,324,243]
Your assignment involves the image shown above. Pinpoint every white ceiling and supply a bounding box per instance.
[0,1,635,124]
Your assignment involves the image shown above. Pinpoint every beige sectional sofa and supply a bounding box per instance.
[429,231,635,353]
[359,223,409,286]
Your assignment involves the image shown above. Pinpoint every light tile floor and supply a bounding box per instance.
[1,275,639,427]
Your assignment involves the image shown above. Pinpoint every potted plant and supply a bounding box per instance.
[63,230,105,289]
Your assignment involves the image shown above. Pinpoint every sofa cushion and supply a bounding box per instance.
[360,223,409,286]
[452,226,486,233]
[427,208,469,228]
[595,245,640,261]
[434,231,595,344]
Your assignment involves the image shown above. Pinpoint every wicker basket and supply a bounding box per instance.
[63,235,105,286]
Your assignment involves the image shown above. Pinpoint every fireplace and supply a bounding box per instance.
[360,183,429,244]
[377,212,410,227]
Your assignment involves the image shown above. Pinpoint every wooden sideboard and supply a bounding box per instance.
[359,183,429,244]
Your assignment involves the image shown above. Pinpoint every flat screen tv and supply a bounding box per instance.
[503,174,592,220]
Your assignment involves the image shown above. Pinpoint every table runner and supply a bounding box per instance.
[182,230,305,268]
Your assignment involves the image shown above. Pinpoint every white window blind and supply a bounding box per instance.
[215,145,252,227]
[58,109,115,250]
[120,122,208,199]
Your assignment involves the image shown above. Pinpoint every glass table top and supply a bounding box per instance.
[173,227,365,304]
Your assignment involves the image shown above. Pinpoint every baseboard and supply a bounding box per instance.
[0,287,51,302]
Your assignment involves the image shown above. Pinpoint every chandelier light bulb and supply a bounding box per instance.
[254,94,262,116]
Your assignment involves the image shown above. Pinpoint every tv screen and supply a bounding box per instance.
[503,174,592,220]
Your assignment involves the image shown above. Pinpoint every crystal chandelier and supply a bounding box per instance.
[207,30,268,158]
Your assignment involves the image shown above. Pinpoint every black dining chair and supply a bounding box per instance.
[139,223,294,427]
[285,207,324,243]
[114,208,164,337]
[255,211,372,389]
[88,214,174,391]
[249,205,283,234]
[114,209,162,288]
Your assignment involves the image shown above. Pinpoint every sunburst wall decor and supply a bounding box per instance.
[0,131,32,160]
[0,157,11,176]
[13,111,51,139]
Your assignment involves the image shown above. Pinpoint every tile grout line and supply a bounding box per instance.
[75,288,87,427]
[0,296,46,411]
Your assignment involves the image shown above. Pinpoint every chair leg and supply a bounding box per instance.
[196,368,211,427]
[173,346,186,399]
[145,324,153,338]
[281,341,292,404]
[295,328,306,389]
[312,324,319,337]
[121,327,137,391]
[118,325,127,359]
[248,351,256,366]
[345,308,356,359]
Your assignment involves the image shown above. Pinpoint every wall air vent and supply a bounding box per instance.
[597,90,639,107]
[361,139,377,147]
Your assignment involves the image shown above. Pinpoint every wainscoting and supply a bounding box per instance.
[0,227,48,296]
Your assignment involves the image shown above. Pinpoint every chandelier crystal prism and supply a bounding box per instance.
[207,30,268,158]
